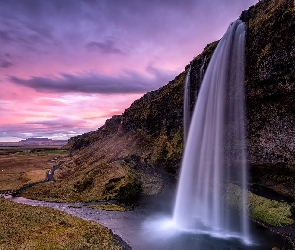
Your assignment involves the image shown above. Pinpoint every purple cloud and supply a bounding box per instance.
[0,117,90,140]
[86,39,124,54]
[0,60,12,68]
[9,66,176,94]
[0,30,12,42]
[0,53,13,68]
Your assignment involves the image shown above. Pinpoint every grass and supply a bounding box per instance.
[249,191,293,226]
[0,198,121,250]
[0,148,67,192]
[226,184,294,226]
[21,160,141,203]
[87,203,126,212]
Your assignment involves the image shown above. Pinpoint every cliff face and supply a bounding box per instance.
[24,0,295,202]
[241,0,295,165]
[240,0,295,196]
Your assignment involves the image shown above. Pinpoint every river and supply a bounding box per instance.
[4,194,289,250]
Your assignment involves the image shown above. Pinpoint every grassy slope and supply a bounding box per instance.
[0,198,121,250]
[21,159,140,202]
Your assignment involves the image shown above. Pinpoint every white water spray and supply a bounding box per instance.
[173,20,250,243]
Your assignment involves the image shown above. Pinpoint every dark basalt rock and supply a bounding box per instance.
[240,0,295,166]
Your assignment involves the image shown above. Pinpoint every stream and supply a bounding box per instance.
[4,194,289,250]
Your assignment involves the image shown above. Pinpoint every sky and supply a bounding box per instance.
[0,0,258,142]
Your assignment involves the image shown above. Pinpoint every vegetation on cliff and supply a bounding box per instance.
[227,184,294,227]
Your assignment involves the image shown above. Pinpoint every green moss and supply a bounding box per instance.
[249,192,293,226]
[226,184,294,226]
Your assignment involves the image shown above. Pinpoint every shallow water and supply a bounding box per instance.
[5,195,288,250]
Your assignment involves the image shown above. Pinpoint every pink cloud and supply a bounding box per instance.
[36,99,68,106]
[0,80,142,140]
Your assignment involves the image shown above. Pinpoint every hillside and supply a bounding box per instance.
[22,0,295,203]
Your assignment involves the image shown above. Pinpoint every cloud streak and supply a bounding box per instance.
[86,39,124,54]
[0,61,12,68]
[9,66,176,94]
[0,116,92,140]
[0,53,13,69]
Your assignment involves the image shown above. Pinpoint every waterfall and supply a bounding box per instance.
[196,56,206,98]
[183,66,191,143]
[199,56,206,80]
[184,57,206,143]
[173,19,249,243]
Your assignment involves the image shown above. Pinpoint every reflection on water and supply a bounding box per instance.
[5,195,288,250]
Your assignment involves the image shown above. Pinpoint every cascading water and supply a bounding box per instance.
[173,19,250,244]
[183,66,191,143]
[184,57,206,143]
[195,56,206,98]
[199,56,206,80]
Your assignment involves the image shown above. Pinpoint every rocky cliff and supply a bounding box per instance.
[240,0,295,196]
[23,0,295,202]
[241,0,295,165]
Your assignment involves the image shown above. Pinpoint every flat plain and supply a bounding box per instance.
[0,146,67,191]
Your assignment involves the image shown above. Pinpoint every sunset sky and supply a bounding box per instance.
[0,0,258,142]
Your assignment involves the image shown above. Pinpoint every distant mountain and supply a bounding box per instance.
[22,0,295,203]
[0,138,68,146]
[21,137,52,141]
